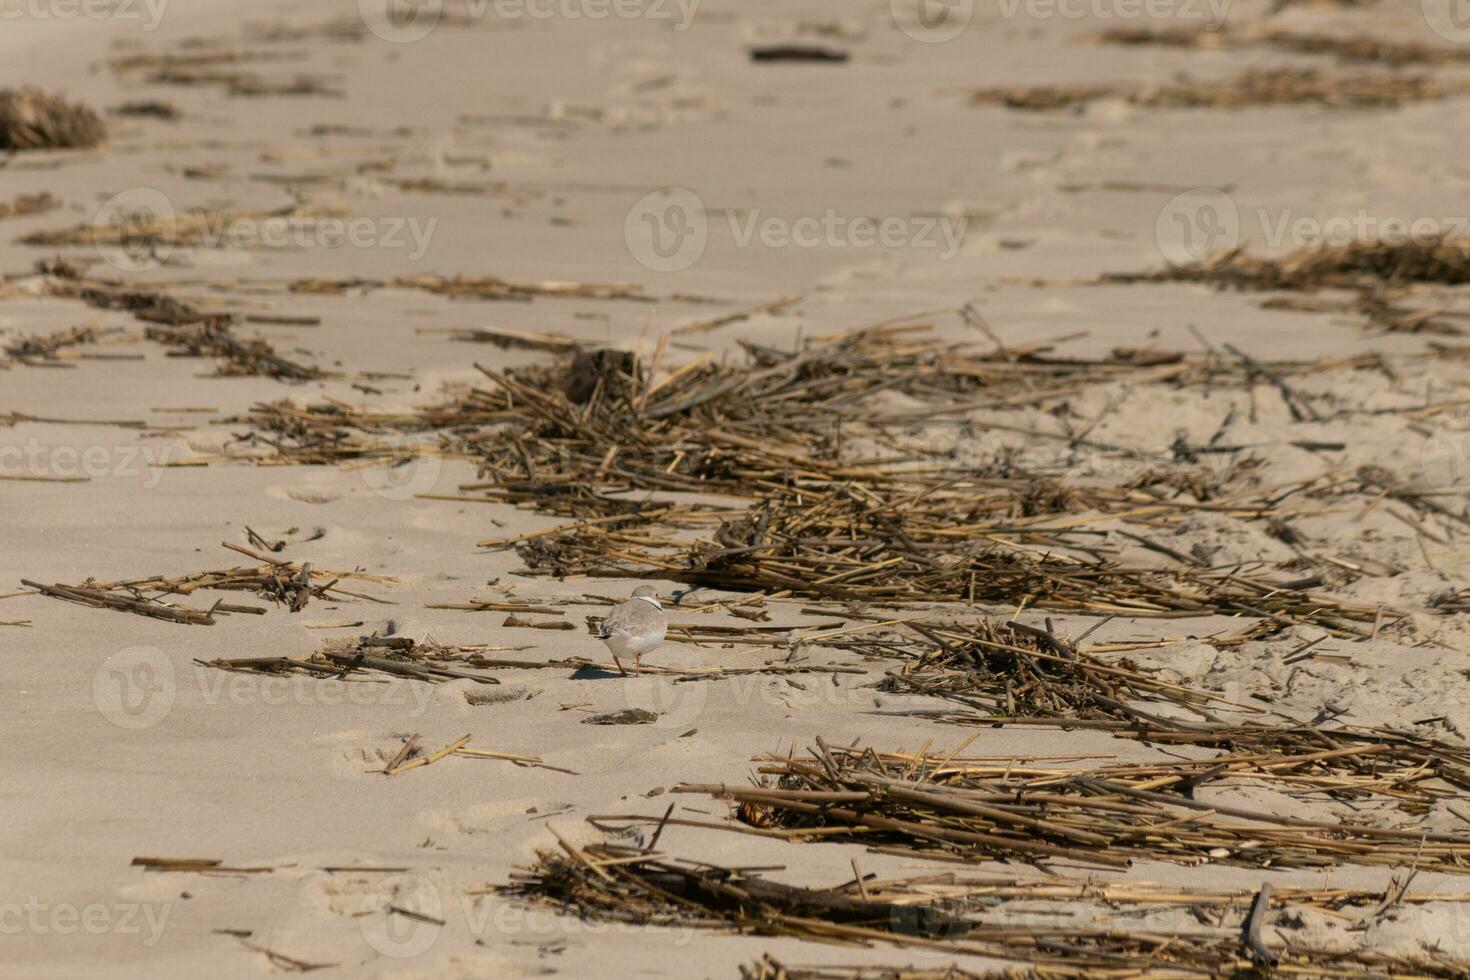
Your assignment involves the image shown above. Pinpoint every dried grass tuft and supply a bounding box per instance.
[0,88,105,150]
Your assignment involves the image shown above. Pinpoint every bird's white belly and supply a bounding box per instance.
[603,627,665,658]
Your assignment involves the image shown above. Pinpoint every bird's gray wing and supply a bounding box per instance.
[597,600,658,639]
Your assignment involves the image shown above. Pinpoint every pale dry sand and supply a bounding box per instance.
[6,1,1470,977]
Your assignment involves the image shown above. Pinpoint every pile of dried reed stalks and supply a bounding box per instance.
[1111,239,1470,292]
[22,544,387,625]
[674,739,1470,873]
[196,324,1441,632]
[500,835,1470,976]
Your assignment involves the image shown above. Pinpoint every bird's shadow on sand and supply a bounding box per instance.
[571,665,626,681]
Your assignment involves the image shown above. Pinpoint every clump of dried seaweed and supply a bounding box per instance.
[461,326,1276,499]
[972,69,1461,111]
[22,579,227,626]
[1261,292,1467,335]
[28,276,324,380]
[21,203,351,254]
[108,49,284,73]
[416,325,590,352]
[148,67,341,98]
[1094,27,1470,67]
[22,545,388,624]
[0,192,60,221]
[1269,29,1466,69]
[225,323,1254,473]
[497,841,974,941]
[145,321,322,381]
[1090,25,1227,49]
[873,619,1221,719]
[1109,238,1470,335]
[108,47,341,98]
[1151,68,1453,110]
[1113,238,1470,291]
[674,740,1470,873]
[75,287,218,327]
[0,88,105,150]
[220,397,488,463]
[108,100,182,121]
[200,635,502,685]
[287,273,646,301]
[3,325,123,366]
[970,83,1117,111]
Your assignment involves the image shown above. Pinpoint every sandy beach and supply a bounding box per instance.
[8,0,1470,976]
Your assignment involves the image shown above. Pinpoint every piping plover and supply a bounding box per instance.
[598,585,667,675]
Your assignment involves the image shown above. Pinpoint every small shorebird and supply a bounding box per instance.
[597,585,667,675]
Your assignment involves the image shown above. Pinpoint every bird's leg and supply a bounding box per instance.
[634,654,642,677]
[613,655,628,676]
